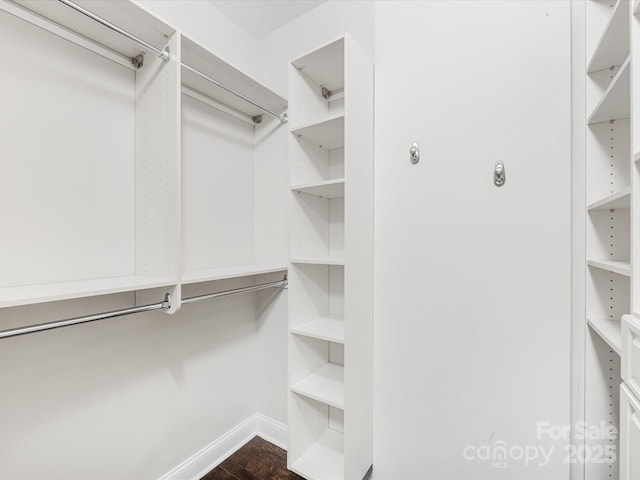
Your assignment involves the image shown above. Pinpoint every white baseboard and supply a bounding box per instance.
[159,413,288,480]
[254,412,288,450]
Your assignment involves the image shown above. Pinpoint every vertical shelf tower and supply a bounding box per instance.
[287,35,373,480]
[622,0,640,477]
[584,1,630,478]
[584,0,640,478]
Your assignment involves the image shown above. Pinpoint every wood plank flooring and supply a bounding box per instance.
[201,436,304,480]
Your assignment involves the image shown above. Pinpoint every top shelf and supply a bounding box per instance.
[181,36,287,120]
[11,0,174,61]
[588,0,630,73]
[292,37,344,93]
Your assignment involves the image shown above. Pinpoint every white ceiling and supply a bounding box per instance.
[209,0,326,39]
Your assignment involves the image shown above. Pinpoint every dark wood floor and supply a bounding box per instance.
[201,436,304,480]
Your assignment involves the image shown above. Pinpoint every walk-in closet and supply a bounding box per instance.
[0,1,638,479]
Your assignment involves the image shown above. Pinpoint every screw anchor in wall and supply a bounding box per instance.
[409,141,419,164]
[494,161,506,186]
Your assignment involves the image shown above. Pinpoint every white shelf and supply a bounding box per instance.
[588,56,630,124]
[291,363,344,409]
[587,317,622,356]
[181,36,286,120]
[634,151,640,163]
[291,316,345,344]
[8,0,174,61]
[587,259,631,276]
[588,0,630,73]
[587,187,631,210]
[0,275,175,309]
[291,429,344,480]
[291,113,345,150]
[292,37,345,93]
[291,179,345,199]
[181,264,287,285]
[291,256,345,266]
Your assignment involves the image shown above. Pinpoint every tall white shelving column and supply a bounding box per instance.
[621,1,640,477]
[584,1,631,478]
[287,35,373,480]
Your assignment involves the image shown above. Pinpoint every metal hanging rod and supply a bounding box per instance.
[182,275,287,305]
[0,294,172,340]
[181,64,288,125]
[56,0,286,124]
[0,276,287,340]
[57,0,170,63]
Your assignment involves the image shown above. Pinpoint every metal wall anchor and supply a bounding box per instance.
[494,161,506,186]
[409,142,420,164]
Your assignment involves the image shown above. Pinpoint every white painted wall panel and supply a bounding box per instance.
[0,10,135,286]
[373,2,571,479]
[181,94,255,271]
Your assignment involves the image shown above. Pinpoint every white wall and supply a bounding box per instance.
[0,286,266,480]
[372,1,571,479]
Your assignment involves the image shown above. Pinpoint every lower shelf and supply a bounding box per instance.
[0,275,175,309]
[290,256,345,266]
[291,363,345,410]
[587,259,631,277]
[291,429,344,480]
[587,317,622,356]
[181,263,287,284]
[291,316,345,344]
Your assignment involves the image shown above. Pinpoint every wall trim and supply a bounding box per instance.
[158,413,288,480]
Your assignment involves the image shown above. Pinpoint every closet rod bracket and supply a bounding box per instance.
[162,293,172,310]
[132,54,144,69]
[58,0,171,63]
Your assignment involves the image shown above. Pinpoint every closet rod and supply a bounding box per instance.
[181,64,288,124]
[0,277,287,340]
[182,276,288,305]
[0,294,172,340]
[57,0,170,62]
[56,0,286,124]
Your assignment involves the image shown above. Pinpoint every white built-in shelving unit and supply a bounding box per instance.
[0,0,288,316]
[621,0,640,477]
[584,1,636,477]
[179,35,288,293]
[0,0,182,311]
[287,35,373,480]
